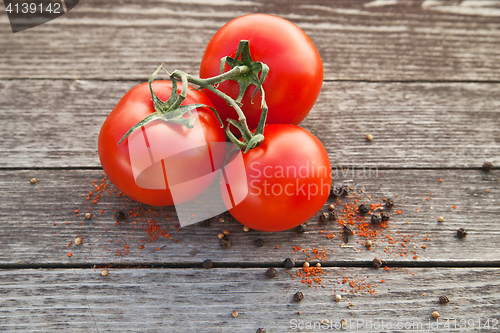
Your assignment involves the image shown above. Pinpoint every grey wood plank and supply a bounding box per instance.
[1,267,499,332]
[0,79,498,168]
[1,0,500,81]
[0,168,498,265]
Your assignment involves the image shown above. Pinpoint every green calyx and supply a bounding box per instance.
[118,40,270,153]
[118,65,222,145]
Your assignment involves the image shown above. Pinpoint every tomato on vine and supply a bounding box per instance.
[221,124,331,232]
[200,14,323,132]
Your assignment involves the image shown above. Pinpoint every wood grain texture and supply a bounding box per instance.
[1,0,500,81]
[1,168,498,265]
[0,79,498,168]
[1,267,500,332]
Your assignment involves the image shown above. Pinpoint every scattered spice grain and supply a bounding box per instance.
[358,203,370,214]
[293,292,304,302]
[457,228,468,238]
[222,229,230,236]
[303,262,310,268]
[30,178,37,184]
[256,329,266,333]
[84,213,91,220]
[115,210,126,221]
[319,212,328,223]
[334,294,342,302]
[439,296,449,304]
[220,238,231,249]
[101,269,108,276]
[371,214,381,225]
[482,161,493,171]
[329,204,335,211]
[365,240,373,248]
[75,237,82,245]
[243,226,250,232]
[432,311,440,319]
[381,212,390,222]
[343,224,355,236]
[372,258,382,269]
[386,198,394,207]
[366,134,373,141]
[231,310,238,318]
[284,258,295,269]
[217,233,225,240]
[266,267,277,278]
[329,211,338,221]
[255,238,264,247]
[438,216,444,223]
[202,259,213,269]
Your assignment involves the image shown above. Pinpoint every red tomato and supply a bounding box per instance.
[200,14,323,132]
[221,124,331,232]
[98,81,225,206]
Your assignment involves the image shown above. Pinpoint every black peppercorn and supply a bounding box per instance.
[115,210,126,221]
[284,258,295,269]
[439,296,449,304]
[293,291,304,302]
[482,161,494,171]
[358,204,370,214]
[295,223,307,234]
[372,258,382,269]
[341,184,350,196]
[386,198,394,208]
[202,259,213,269]
[220,238,231,249]
[266,267,277,278]
[319,212,328,223]
[457,228,468,238]
[330,186,339,197]
[256,329,266,333]
[381,212,390,222]
[329,211,338,221]
[254,238,264,247]
[371,214,381,225]
[343,224,355,236]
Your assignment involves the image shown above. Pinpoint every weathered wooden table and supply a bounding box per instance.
[1,1,499,332]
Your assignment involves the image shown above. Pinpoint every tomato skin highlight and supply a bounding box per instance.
[98,81,225,206]
[222,124,331,232]
[200,14,323,131]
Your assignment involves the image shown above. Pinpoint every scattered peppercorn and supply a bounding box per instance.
[343,224,355,236]
[365,240,373,248]
[329,204,335,211]
[217,233,225,240]
[371,214,382,225]
[295,224,307,234]
[30,178,37,184]
[319,212,328,223]
[438,216,444,223]
[303,262,310,268]
[457,228,467,238]
[372,258,382,269]
[243,226,250,232]
[293,292,304,302]
[222,229,230,236]
[331,186,340,197]
[284,258,295,269]
[482,161,494,171]
[254,238,264,247]
[84,213,91,220]
[329,211,338,221]
[231,310,238,318]
[341,184,350,196]
[432,311,440,319]
[439,296,449,304]
[115,210,126,221]
[75,237,82,245]
[381,212,390,222]
[366,134,373,141]
[334,294,342,302]
[256,329,266,333]
[315,263,321,268]
[386,198,394,207]
[101,269,108,276]
[358,203,370,214]
[202,259,213,269]
[220,238,231,249]
[266,267,277,278]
